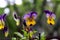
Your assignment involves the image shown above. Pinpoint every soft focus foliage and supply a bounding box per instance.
[0,0,60,40]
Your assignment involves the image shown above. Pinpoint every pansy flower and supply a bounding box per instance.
[0,14,8,37]
[13,12,20,26]
[23,11,37,27]
[44,10,56,25]
[0,14,6,30]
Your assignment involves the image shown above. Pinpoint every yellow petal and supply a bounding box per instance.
[51,20,55,25]
[0,20,5,30]
[16,19,20,26]
[5,31,9,37]
[47,18,55,25]
[0,26,4,30]
[26,19,36,27]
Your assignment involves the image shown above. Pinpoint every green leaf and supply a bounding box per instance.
[12,37,16,40]
[14,32,23,38]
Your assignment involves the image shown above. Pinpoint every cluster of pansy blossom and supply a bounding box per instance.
[44,10,56,25]
[23,11,37,27]
[0,14,9,37]
[13,12,20,26]
[22,11,37,39]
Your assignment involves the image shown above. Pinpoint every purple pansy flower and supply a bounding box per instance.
[23,11,37,20]
[44,10,56,19]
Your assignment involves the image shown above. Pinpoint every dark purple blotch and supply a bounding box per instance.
[3,27,8,33]
[14,13,18,19]
[14,13,20,19]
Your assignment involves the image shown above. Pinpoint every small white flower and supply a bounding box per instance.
[4,8,10,15]
[15,0,22,5]
[0,0,8,8]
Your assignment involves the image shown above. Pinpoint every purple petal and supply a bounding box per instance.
[30,11,37,15]
[44,10,51,14]
[2,14,6,20]
[32,12,37,16]
[44,10,52,15]
[32,14,37,19]
[46,13,50,18]
[23,11,37,20]
[29,11,37,19]
[51,14,56,19]
[0,15,2,20]
[23,14,30,20]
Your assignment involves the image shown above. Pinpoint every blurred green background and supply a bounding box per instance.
[0,0,60,39]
